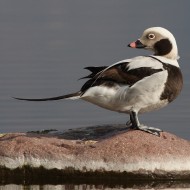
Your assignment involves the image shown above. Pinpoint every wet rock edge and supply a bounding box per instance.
[1,165,190,185]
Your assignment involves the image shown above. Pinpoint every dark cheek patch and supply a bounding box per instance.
[154,39,172,56]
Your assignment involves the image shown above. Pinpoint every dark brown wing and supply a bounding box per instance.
[81,61,163,93]
[80,66,107,79]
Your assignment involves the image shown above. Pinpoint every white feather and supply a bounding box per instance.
[127,56,164,70]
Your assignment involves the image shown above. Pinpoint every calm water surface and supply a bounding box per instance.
[0,0,190,187]
[1,184,190,190]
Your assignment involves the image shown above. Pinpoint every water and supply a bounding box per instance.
[0,0,190,188]
[1,184,190,190]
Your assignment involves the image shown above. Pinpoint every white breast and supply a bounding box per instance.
[122,70,169,113]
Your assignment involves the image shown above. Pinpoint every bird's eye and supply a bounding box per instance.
[148,33,155,40]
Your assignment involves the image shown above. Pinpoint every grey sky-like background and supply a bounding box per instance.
[0,1,189,139]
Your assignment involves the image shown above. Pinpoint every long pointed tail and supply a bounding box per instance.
[13,91,81,101]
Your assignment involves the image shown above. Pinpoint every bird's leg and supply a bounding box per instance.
[126,114,135,129]
[126,120,132,128]
[129,111,163,136]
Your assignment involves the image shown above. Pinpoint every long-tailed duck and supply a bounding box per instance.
[14,27,183,136]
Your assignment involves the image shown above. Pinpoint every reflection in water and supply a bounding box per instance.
[1,184,190,190]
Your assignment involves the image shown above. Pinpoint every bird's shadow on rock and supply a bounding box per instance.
[26,124,129,141]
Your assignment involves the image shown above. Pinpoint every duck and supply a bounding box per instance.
[14,27,183,136]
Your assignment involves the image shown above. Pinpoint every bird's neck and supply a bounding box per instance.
[163,45,179,60]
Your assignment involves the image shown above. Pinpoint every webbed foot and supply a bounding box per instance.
[135,124,162,136]
[127,111,163,136]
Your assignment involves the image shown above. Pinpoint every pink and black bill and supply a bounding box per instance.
[128,39,146,48]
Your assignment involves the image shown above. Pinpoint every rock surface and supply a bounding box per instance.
[0,125,190,181]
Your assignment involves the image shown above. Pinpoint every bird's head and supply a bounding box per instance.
[128,27,178,60]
